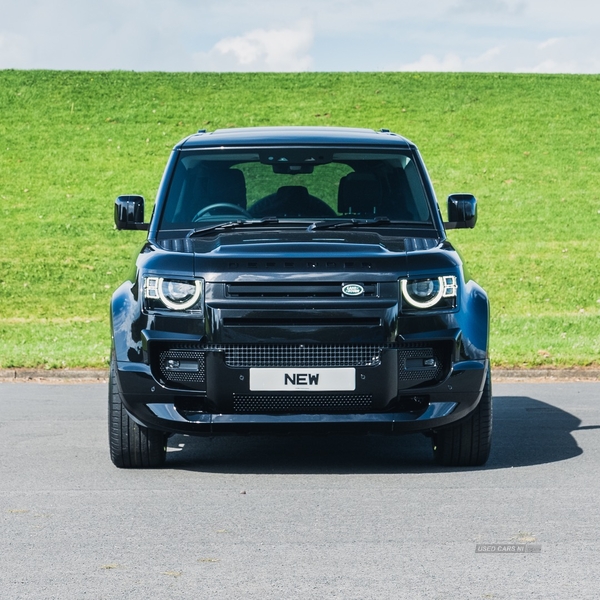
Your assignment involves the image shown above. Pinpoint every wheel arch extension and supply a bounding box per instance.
[111,281,144,364]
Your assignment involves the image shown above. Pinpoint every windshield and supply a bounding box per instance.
[159,148,433,230]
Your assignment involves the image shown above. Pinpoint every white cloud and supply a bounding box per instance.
[194,21,314,71]
[517,36,600,73]
[0,32,31,68]
[398,53,463,72]
[537,37,562,50]
[502,36,600,73]
[393,33,600,74]
[472,46,503,64]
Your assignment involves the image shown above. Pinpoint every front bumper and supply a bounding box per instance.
[115,348,488,435]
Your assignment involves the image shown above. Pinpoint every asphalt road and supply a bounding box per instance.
[1,380,599,600]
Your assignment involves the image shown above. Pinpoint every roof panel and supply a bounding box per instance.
[177,126,414,149]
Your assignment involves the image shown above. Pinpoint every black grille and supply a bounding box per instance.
[233,394,373,413]
[222,317,380,327]
[159,349,206,383]
[398,348,444,383]
[221,344,383,367]
[155,343,449,390]
[226,282,377,298]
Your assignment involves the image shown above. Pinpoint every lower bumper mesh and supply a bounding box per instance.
[233,394,373,414]
[153,342,449,391]
[398,348,444,382]
[159,349,206,384]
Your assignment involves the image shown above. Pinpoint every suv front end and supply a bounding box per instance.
[109,127,491,468]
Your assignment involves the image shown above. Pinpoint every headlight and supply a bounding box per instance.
[401,276,457,309]
[144,277,203,312]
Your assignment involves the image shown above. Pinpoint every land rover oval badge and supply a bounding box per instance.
[342,284,365,297]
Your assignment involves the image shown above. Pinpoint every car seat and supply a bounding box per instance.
[337,172,382,217]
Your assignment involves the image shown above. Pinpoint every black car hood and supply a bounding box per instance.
[154,231,458,281]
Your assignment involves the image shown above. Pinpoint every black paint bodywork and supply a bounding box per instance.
[111,127,489,436]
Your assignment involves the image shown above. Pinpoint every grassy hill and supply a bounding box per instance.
[1,70,599,368]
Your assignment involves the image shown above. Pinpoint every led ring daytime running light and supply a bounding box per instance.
[401,276,457,309]
[157,278,202,310]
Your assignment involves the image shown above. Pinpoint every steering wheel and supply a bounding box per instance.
[192,203,252,221]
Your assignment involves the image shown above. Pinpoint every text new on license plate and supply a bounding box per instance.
[249,368,355,391]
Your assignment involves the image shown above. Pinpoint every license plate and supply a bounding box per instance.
[249,368,356,392]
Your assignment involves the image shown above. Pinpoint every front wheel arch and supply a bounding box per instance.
[108,355,167,468]
[431,366,492,467]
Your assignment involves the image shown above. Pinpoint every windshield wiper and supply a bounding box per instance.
[307,217,395,231]
[188,215,421,237]
[187,216,280,238]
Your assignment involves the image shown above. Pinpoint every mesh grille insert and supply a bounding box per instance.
[234,394,373,414]
[398,348,443,382]
[159,349,206,383]
[155,343,448,388]
[221,344,383,367]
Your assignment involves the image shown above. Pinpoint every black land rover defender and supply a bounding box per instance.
[110,126,491,468]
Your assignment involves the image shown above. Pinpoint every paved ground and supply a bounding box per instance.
[1,380,599,599]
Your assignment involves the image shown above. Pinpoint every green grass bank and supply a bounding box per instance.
[1,70,599,369]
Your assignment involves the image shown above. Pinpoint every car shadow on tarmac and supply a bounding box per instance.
[163,395,584,474]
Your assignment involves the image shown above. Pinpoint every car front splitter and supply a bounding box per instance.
[146,400,457,434]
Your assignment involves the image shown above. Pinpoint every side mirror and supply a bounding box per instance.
[445,194,477,229]
[114,195,149,230]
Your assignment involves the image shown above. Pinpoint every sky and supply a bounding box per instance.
[1,0,599,73]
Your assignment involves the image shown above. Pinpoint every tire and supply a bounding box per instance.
[108,357,167,468]
[432,367,492,467]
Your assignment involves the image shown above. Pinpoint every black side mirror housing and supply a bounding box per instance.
[114,195,149,230]
[445,194,477,229]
